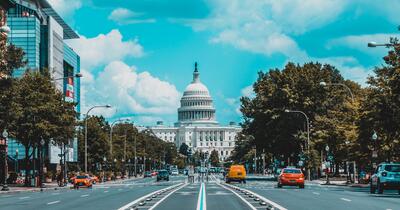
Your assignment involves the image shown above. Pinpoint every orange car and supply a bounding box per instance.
[277,168,305,188]
[89,175,99,184]
[74,175,93,189]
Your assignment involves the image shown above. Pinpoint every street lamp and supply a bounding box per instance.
[109,118,130,158]
[54,73,83,81]
[1,130,9,191]
[320,81,354,102]
[84,105,112,173]
[285,109,311,181]
[367,42,394,48]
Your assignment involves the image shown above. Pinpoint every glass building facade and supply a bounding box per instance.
[5,0,80,164]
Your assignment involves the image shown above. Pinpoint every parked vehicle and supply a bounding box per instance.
[144,171,152,178]
[171,169,179,176]
[370,163,400,194]
[74,175,93,189]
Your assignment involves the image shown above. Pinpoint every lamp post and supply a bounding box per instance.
[109,118,130,158]
[102,156,107,182]
[285,109,311,181]
[367,42,395,48]
[1,130,9,191]
[319,81,354,102]
[40,139,45,189]
[15,149,18,174]
[372,131,378,171]
[320,81,355,183]
[84,105,112,173]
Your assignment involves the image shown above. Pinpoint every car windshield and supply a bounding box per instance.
[283,169,302,174]
[384,165,400,172]
[159,170,168,175]
[77,176,88,179]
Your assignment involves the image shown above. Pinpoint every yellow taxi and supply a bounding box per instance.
[226,165,246,184]
[74,175,93,189]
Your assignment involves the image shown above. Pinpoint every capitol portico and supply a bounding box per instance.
[148,63,241,161]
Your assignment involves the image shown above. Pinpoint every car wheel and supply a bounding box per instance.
[398,190,400,195]
[277,183,282,188]
[299,185,305,189]
[243,180,246,184]
[370,182,376,194]
[226,179,230,183]
[377,180,384,194]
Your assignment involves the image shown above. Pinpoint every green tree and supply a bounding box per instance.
[238,62,361,173]
[77,116,109,172]
[210,150,220,167]
[10,69,68,185]
[179,143,189,156]
[358,38,400,167]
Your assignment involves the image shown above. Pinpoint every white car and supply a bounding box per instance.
[370,163,400,194]
[171,169,179,176]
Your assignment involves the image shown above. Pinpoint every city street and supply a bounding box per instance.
[1,175,400,210]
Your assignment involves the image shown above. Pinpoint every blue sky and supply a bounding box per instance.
[49,0,400,126]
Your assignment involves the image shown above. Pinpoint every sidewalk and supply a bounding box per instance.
[308,179,369,188]
[0,176,143,194]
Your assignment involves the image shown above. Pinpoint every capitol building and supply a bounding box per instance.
[148,63,241,162]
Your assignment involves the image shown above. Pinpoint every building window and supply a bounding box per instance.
[220,142,223,146]
[229,142,231,146]
[226,151,228,155]
[221,151,223,156]
[200,143,202,146]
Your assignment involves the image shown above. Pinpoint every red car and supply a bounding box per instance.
[277,168,305,188]
[151,171,158,176]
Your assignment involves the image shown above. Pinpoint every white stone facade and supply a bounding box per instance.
[149,63,241,161]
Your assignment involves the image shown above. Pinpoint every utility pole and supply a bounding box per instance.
[134,133,137,177]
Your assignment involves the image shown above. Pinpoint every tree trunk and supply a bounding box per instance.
[24,145,30,186]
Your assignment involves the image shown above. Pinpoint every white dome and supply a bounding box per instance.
[176,62,218,126]
[184,82,209,95]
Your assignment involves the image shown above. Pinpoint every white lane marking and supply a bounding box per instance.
[340,198,351,202]
[80,194,90,197]
[104,190,109,193]
[19,196,30,200]
[47,200,60,205]
[217,183,256,210]
[1,195,12,198]
[196,182,206,210]
[118,189,122,191]
[386,209,392,210]
[224,183,288,210]
[117,183,183,210]
[52,193,60,195]
[312,192,320,195]
[149,183,188,210]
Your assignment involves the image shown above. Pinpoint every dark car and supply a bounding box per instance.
[157,170,169,181]
[144,171,152,178]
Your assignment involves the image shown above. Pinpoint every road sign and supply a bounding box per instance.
[325,145,330,152]
[328,155,333,161]
[298,160,304,167]
[372,151,378,158]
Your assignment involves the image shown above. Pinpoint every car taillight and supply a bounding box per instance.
[382,172,387,177]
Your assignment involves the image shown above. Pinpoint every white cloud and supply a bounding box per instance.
[84,61,181,118]
[316,56,374,85]
[67,30,144,69]
[47,0,82,17]
[108,8,156,25]
[241,85,254,98]
[181,0,346,59]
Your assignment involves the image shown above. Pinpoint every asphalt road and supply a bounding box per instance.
[1,174,400,210]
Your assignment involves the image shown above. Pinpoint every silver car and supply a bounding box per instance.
[370,163,400,194]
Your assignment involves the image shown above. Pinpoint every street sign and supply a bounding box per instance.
[328,155,333,161]
[372,151,378,158]
[298,160,304,167]
[325,145,330,152]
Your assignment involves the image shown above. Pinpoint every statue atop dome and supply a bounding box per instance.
[193,62,200,83]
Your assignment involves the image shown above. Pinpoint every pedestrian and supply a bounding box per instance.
[57,173,63,187]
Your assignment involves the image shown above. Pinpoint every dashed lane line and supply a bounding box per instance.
[47,200,60,205]
[117,183,184,210]
[80,194,90,198]
[340,198,351,202]
[148,183,188,210]
[104,190,109,193]
[19,196,30,200]
[217,183,257,210]
[312,192,320,195]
